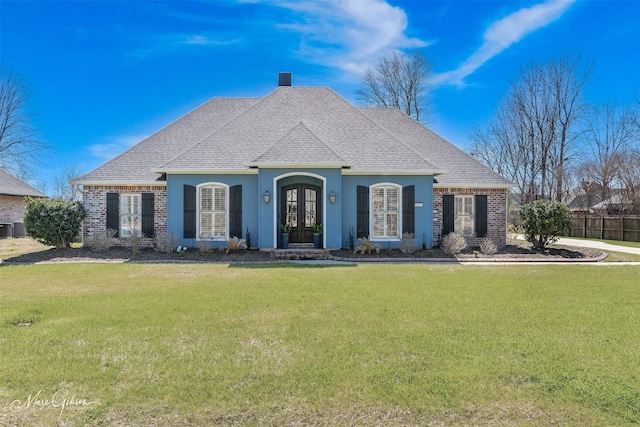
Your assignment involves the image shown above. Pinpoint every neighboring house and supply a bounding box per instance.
[73,74,513,250]
[0,169,47,237]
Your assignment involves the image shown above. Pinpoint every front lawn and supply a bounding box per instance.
[1,263,638,426]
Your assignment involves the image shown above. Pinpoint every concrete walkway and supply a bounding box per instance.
[516,235,640,255]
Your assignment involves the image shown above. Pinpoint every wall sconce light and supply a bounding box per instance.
[329,191,336,204]
[263,190,270,204]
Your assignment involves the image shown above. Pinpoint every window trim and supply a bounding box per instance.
[196,182,229,241]
[454,194,475,236]
[119,193,142,238]
[369,183,402,241]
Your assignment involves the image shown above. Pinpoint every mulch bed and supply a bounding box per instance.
[1,241,604,264]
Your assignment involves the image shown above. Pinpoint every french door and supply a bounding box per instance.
[281,184,321,243]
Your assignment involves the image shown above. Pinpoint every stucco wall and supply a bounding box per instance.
[433,187,508,247]
[82,185,167,245]
[167,174,259,247]
[341,175,434,249]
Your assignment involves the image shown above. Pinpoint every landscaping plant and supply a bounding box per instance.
[519,200,571,250]
[22,197,85,248]
[442,232,467,255]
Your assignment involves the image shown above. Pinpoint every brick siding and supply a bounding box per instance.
[0,195,28,225]
[82,185,167,246]
[433,188,508,247]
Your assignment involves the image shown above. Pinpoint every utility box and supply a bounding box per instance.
[0,223,11,238]
[12,222,25,237]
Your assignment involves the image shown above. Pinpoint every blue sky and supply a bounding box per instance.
[1,0,638,194]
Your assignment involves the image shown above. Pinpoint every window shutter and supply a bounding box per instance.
[106,193,120,237]
[475,195,488,238]
[142,193,155,238]
[184,185,196,238]
[229,185,242,238]
[356,185,370,238]
[442,194,454,236]
[402,185,415,234]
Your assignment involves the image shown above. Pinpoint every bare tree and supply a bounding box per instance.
[357,51,432,123]
[0,69,45,175]
[577,103,637,205]
[470,55,590,204]
[52,164,84,201]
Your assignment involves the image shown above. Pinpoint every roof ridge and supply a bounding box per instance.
[159,87,294,168]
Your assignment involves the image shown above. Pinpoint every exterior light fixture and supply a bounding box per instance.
[263,191,270,204]
[329,191,336,204]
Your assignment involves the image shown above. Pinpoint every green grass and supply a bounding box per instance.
[1,263,639,425]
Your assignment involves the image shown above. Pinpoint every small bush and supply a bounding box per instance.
[400,232,415,254]
[196,239,213,254]
[127,232,146,255]
[86,228,117,252]
[224,236,246,254]
[23,197,86,248]
[520,200,570,250]
[479,238,498,255]
[354,236,381,254]
[442,232,467,255]
[153,232,178,254]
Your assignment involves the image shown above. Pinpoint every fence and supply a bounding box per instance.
[569,215,640,242]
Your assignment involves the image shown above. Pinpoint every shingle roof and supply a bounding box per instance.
[75,85,512,188]
[0,169,47,197]
[251,122,349,166]
[159,86,441,173]
[76,97,260,183]
[358,107,514,187]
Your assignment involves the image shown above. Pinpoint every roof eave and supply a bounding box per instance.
[154,168,258,175]
[342,169,446,176]
[70,180,167,186]
[434,183,514,189]
[246,162,352,169]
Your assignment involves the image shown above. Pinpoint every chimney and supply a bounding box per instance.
[278,72,292,87]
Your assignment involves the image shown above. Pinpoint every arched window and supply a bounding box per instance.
[197,183,228,240]
[370,183,402,239]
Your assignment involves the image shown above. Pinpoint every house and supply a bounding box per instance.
[73,73,513,250]
[0,168,47,237]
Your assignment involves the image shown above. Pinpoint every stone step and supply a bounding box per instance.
[271,249,330,260]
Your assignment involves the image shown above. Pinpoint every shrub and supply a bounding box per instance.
[86,228,117,252]
[479,238,498,255]
[519,200,570,250]
[442,232,467,255]
[354,236,381,254]
[195,239,213,254]
[153,232,178,254]
[127,232,146,255]
[400,232,415,254]
[23,197,85,248]
[224,236,246,254]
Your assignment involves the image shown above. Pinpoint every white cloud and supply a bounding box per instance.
[88,134,146,161]
[433,0,576,87]
[130,32,241,58]
[274,0,430,74]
